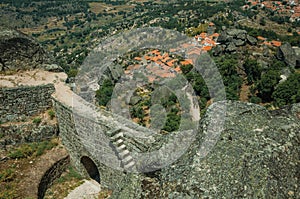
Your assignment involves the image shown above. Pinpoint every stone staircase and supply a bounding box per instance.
[107,129,136,171]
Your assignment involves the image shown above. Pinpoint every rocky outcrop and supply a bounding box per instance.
[43,64,63,72]
[276,43,298,68]
[226,29,247,39]
[216,28,257,54]
[112,101,300,198]
[153,101,300,198]
[247,35,257,45]
[0,26,53,71]
[294,47,300,68]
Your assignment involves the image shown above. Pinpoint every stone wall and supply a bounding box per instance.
[0,123,58,149]
[38,155,70,199]
[0,84,55,123]
[53,100,123,187]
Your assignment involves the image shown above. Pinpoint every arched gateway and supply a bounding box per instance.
[80,156,100,183]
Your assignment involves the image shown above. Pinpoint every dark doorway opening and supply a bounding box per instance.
[80,156,100,183]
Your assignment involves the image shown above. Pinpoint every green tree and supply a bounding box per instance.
[163,112,180,132]
[96,79,114,106]
[215,55,243,100]
[272,73,300,107]
[180,64,193,74]
[243,59,262,85]
[257,70,280,102]
[130,105,145,119]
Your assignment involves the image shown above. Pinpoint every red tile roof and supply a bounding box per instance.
[163,53,169,58]
[150,49,160,56]
[144,55,151,60]
[212,33,220,37]
[271,40,282,47]
[257,36,266,41]
[167,60,176,67]
[174,67,181,72]
[180,59,193,65]
[263,41,272,46]
[134,57,142,61]
[203,46,212,51]
[291,13,300,18]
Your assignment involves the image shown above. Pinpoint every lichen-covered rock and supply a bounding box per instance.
[227,29,247,40]
[247,35,257,45]
[217,30,228,43]
[43,64,63,72]
[0,26,52,71]
[217,29,250,53]
[276,43,297,68]
[233,39,245,46]
[226,42,237,52]
[119,101,299,198]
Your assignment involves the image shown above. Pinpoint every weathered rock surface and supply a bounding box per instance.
[226,42,237,52]
[246,35,257,45]
[226,29,247,39]
[43,64,63,72]
[0,26,52,71]
[115,101,300,198]
[276,43,297,68]
[217,28,256,54]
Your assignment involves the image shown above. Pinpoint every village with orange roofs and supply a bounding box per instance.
[121,22,217,83]
[243,0,300,22]
[123,19,292,84]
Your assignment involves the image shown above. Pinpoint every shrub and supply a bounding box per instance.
[32,117,42,125]
[250,96,262,104]
[35,141,57,156]
[8,144,35,159]
[8,140,58,159]
[0,169,15,183]
[48,110,55,120]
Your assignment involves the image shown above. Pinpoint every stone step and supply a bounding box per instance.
[122,155,133,164]
[119,149,130,158]
[110,132,123,140]
[117,144,126,151]
[114,139,123,146]
[124,161,135,169]
[107,129,122,137]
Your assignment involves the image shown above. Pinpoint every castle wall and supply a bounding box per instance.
[53,99,128,191]
[0,84,55,123]
[0,84,57,148]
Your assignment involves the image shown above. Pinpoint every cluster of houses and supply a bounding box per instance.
[257,36,282,47]
[123,23,222,83]
[243,0,300,22]
[125,50,183,83]
[193,22,220,52]
[195,22,220,51]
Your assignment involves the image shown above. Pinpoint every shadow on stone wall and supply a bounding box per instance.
[81,156,101,184]
[38,155,70,199]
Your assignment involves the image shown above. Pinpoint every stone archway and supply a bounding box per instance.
[80,156,100,183]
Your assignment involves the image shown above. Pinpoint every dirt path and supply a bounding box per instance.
[18,146,68,197]
[240,83,250,102]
